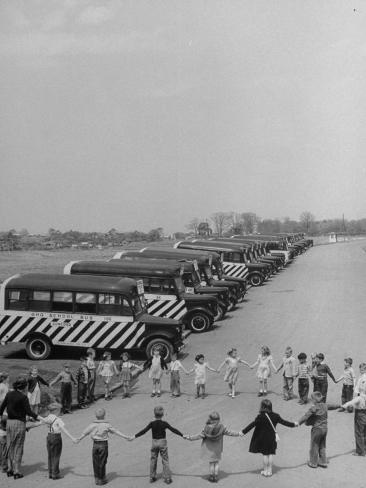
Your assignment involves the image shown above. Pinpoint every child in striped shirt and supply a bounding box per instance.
[296,353,311,404]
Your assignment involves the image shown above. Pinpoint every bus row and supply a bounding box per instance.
[0,233,312,361]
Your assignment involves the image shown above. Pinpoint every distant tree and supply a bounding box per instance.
[241,212,259,234]
[186,218,200,237]
[229,213,244,235]
[258,219,281,234]
[300,211,315,233]
[147,228,164,241]
[210,212,232,237]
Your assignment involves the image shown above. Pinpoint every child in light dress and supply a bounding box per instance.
[188,354,218,399]
[250,346,278,397]
[143,347,168,397]
[27,367,49,416]
[97,352,119,400]
[118,352,143,398]
[217,348,250,398]
[185,411,243,482]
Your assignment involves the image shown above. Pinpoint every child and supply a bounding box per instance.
[144,347,168,398]
[0,372,9,406]
[77,407,131,485]
[276,346,297,401]
[242,399,298,477]
[169,352,190,397]
[337,357,355,412]
[185,411,243,482]
[298,391,339,468]
[76,356,89,408]
[217,348,250,398]
[341,391,366,456]
[296,353,311,404]
[250,346,277,397]
[87,348,97,403]
[28,403,77,479]
[312,353,337,402]
[0,416,7,473]
[131,405,184,484]
[27,367,49,416]
[355,362,366,396]
[118,352,143,398]
[188,354,218,399]
[97,352,119,401]
[50,363,77,414]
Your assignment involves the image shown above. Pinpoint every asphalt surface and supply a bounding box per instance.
[1,239,366,488]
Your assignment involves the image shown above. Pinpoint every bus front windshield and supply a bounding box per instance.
[174,277,186,294]
[132,292,147,315]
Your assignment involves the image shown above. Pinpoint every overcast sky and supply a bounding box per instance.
[0,0,365,234]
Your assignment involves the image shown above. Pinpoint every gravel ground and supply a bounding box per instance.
[1,240,366,488]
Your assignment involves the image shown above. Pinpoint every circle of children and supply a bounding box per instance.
[0,345,366,485]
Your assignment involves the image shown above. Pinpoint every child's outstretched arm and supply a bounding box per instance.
[49,373,61,387]
[223,428,245,437]
[239,359,250,367]
[249,358,259,369]
[109,427,133,440]
[178,362,190,375]
[270,358,279,372]
[276,361,283,373]
[184,432,204,441]
[217,360,227,373]
[206,363,219,373]
[75,424,93,443]
[60,425,78,443]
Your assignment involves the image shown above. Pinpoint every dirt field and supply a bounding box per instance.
[1,240,366,488]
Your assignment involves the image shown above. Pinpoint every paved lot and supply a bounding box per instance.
[1,240,366,488]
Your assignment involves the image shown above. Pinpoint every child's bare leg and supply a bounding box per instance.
[214,461,219,479]
[263,380,268,394]
[267,455,273,475]
[232,384,236,398]
[261,455,269,475]
[195,385,200,398]
[104,381,109,398]
[201,385,206,398]
[156,379,161,396]
[209,462,215,480]
[151,379,157,396]
[258,380,264,395]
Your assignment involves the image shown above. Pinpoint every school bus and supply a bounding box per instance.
[0,274,186,361]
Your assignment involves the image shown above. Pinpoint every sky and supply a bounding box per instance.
[1,0,365,234]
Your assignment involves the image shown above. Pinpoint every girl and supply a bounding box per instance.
[217,348,250,398]
[86,348,96,403]
[242,399,298,477]
[185,411,243,482]
[189,354,218,399]
[27,367,49,416]
[118,352,143,398]
[97,352,119,400]
[143,347,168,397]
[250,346,277,397]
[169,352,190,397]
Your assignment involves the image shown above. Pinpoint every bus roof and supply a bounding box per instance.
[4,273,139,294]
[141,247,221,260]
[175,241,236,253]
[68,260,190,278]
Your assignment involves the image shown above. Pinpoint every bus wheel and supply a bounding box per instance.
[187,312,211,333]
[146,338,173,362]
[250,273,263,287]
[26,336,52,360]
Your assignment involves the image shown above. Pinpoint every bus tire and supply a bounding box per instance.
[250,273,263,287]
[187,312,211,333]
[145,338,174,362]
[26,335,52,360]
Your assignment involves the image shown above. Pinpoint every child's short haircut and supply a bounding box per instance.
[227,348,237,356]
[120,352,129,359]
[259,399,272,413]
[261,346,270,356]
[317,353,324,361]
[63,362,70,368]
[154,406,164,418]
[311,391,323,402]
[0,372,9,383]
[298,352,307,361]
[359,362,366,371]
[344,357,353,365]
[95,408,106,420]
[285,346,292,353]
[103,352,111,359]
[195,354,204,362]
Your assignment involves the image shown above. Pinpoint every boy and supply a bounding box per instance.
[28,403,77,479]
[50,363,77,414]
[276,347,297,400]
[76,357,89,409]
[76,408,130,485]
[341,391,366,456]
[297,352,311,404]
[0,416,7,473]
[337,358,355,412]
[298,391,339,468]
[131,405,184,484]
[312,353,337,402]
[355,363,366,396]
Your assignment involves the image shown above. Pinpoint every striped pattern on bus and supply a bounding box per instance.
[0,313,145,350]
[222,263,249,279]
[146,299,187,320]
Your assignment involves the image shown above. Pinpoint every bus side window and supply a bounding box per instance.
[121,298,133,316]
[142,278,150,293]
[162,279,175,294]
[98,294,121,316]
[149,278,164,294]
[52,291,73,313]
[29,290,51,311]
[75,293,96,314]
[7,290,29,310]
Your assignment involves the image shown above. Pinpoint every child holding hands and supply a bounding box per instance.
[188,354,218,399]
[250,346,277,397]
[217,348,250,398]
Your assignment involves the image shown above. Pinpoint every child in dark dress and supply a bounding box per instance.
[242,399,298,477]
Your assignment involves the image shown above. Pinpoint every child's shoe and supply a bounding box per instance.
[151,392,156,397]
[164,479,172,484]
[150,477,157,483]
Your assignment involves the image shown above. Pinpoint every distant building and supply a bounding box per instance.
[198,222,212,237]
